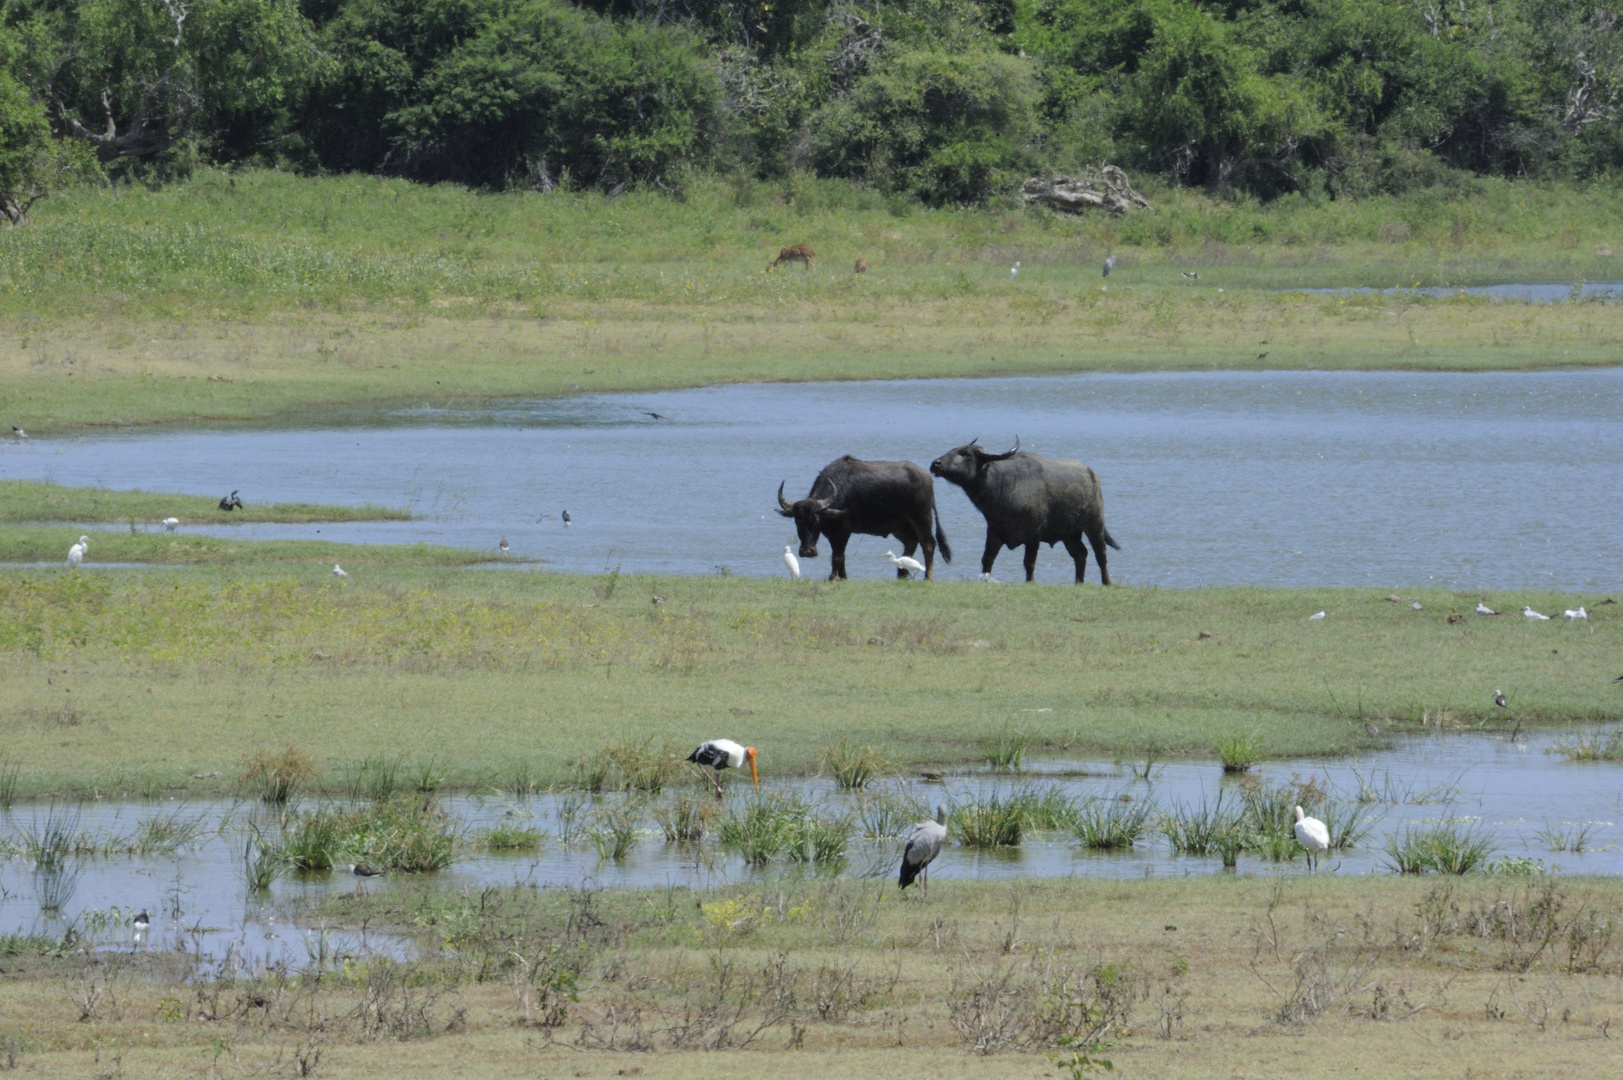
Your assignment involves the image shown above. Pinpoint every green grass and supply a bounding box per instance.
[0,567,1616,798]
[0,480,409,525]
[5,169,1623,433]
[0,525,486,567]
[1384,822,1498,874]
[1071,798,1153,850]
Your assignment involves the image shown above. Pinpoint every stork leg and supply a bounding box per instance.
[685,761,724,797]
[921,862,928,900]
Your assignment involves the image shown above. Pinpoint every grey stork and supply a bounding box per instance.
[899,805,948,897]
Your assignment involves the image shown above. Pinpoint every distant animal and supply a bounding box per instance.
[1010,261,1020,282]
[1447,612,1464,623]
[1293,806,1330,872]
[132,909,150,944]
[1181,271,1200,280]
[1308,610,1326,620]
[1412,601,1422,611]
[1365,721,1380,738]
[1257,352,1269,360]
[562,509,571,527]
[1476,603,1498,615]
[1523,606,1551,620]
[854,257,867,275]
[1102,254,1116,277]
[1613,674,1623,684]
[783,545,801,580]
[332,564,347,578]
[686,739,758,798]
[882,550,926,579]
[218,490,243,511]
[10,426,24,439]
[1564,606,1588,620]
[349,863,382,878]
[778,456,951,581]
[929,438,1116,584]
[499,536,509,554]
[898,804,949,897]
[1494,689,1508,709]
[769,245,815,272]
[642,411,665,420]
[162,517,179,531]
[67,535,88,569]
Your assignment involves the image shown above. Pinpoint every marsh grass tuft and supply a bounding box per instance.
[19,805,82,867]
[1072,798,1152,850]
[1547,727,1623,762]
[981,730,1029,772]
[284,795,457,873]
[653,792,717,842]
[822,739,887,790]
[717,794,849,866]
[240,823,286,891]
[130,810,205,856]
[953,790,1028,848]
[477,822,545,851]
[0,756,18,809]
[1216,736,1261,773]
[1534,821,1594,853]
[239,746,320,804]
[1384,822,1497,874]
[1161,794,1245,860]
[33,863,80,913]
[853,786,930,839]
[589,803,643,861]
[345,755,403,802]
[577,739,679,795]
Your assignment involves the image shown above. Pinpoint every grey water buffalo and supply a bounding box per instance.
[777,456,952,580]
[929,439,1119,583]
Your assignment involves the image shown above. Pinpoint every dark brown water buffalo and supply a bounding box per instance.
[777,456,951,580]
[929,438,1119,583]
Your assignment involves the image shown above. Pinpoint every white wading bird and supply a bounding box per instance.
[686,739,758,798]
[1010,261,1020,282]
[1293,806,1330,873]
[1476,602,1498,616]
[899,804,949,898]
[1523,606,1550,620]
[66,535,88,569]
[1564,607,1588,621]
[1308,610,1326,620]
[1412,601,1423,611]
[162,517,179,531]
[132,909,150,945]
[783,545,801,579]
[332,564,348,578]
[882,550,926,579]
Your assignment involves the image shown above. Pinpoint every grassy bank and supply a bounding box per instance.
[0,479,410,524]
[5,874,1622,1077]
[4,170,1623,432]
[0,566,1614,797]
[0,526,484,568]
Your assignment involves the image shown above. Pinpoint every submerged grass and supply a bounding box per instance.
[1547,727,1623,762]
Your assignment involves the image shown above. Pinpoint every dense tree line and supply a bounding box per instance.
[2,0,1621,212]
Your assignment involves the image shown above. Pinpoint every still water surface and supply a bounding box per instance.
[2,369,1620,588]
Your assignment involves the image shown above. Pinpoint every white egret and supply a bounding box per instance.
[1308,610,1326,620]
[1010,260,1020,282]
[1563,607,1588,621]
[1523,606,1551,620]
[881,550,926,579]
[162,517,179,531]
[782,545,801,579]
[1293,806,1330,872]
[1412,601,1422,611]
[1476,602,1498,615]
[898,805,949,898]
[332,564,348,578]
[66,535,88,569]
[686,740,758,798]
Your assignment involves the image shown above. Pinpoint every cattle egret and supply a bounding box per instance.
[1010,261,1020,282]
[1102,254,1116,277]
[686,739,758,798]
[132,909,150,945]
[1476,603,1498,615]
[499,536,510,554]
[882,550,926,578]
[66,535,87,569]
[162,517,179,531]
[1412,601,1423,611]
[1293,806,1330,872]
[10,426,24,439]
[899,805,949,898]
[783,545,801,579]
[332,564,347,578]
[1308,610,1326,620]
[562,509,572,527]
[1564,607,1588,621]
[1523,606,1551,620]
[218,490,242,511]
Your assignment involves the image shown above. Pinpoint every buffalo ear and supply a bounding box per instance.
[818,507,848,522]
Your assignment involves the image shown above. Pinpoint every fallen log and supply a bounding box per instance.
[1022,166,1151,215]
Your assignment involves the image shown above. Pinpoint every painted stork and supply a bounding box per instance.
[783,545,801,579]
[899,804,948,898]
[67,535,88,569]
[881,550,926,579]
[686,739,758,798]
[1293,806,1330,872]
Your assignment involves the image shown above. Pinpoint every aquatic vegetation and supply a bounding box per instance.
[588,802,643,860]
[477,822,545,851]
[1318,800,1379,850]
[981,731,1029,772]
[344,755,403,802]
[33,863,80,913]
[1216,736,1261,773]
[240,823,286,891]
[652,792,716,843]
[1072,798,1152,850]
[1384,822,1497,875]
[283,795,457,873]
[953,791,1028,848]
[717,794,848,867]
[18,805,83,867]
[1547,728,1623,762]
[576,739,679,795]
[1160,794,1245,859]
[852,786,930,840]
[410,756,448,794]
[238,746,320,804]
[822,739,887,790]
[0,756,19,809]
[1535,822,1594,853]
[130,810,206,856]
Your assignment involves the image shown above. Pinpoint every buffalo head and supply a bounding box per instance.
[929,437,1020,488]
[777,480,846,558]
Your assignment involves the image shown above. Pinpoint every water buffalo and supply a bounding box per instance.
[777,456,951,580]
[929,439,1119,583]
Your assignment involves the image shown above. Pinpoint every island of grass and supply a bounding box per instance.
[0,479,411,525]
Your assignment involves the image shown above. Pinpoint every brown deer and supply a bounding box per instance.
[769,245,816,272]
[854,257,867,274]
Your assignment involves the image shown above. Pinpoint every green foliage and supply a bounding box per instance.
[1384,821,1497,874]
[1071,797,1151,850]
[0,70,98,223]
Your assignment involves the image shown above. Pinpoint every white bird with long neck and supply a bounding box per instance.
[1293,806,1330,872]
[332,564,348,578]
[899,804,949,898]
[66,535,88,569]
[686,739,758,798]
[881,550,926,579]
[783,545,801,579]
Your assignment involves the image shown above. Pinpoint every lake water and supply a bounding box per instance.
[3,732,1621,965]
[3,370,1620,589]
[1298,282,1623,303]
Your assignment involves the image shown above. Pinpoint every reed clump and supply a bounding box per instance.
[953,791,1029,848]
[1216,736,1261,773]
[284,795,457,873]
[476,822,545,851]
[239,746,320,804]
[822,739,887,790]
[1384,822,1497,874]
[1071,797,1152,850]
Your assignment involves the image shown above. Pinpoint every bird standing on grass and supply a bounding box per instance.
[1102,254,1116,277]
[1412,601,1423,611]
[219,490,243,511]
[1308,610,1326,620]
[686,739,758,798]
[11,426,25,439]
[67,535,88,569]
[1476,603,1498,616]
[499,536,510,555]
[783,545,801,579]
[1495,689,1508,709]
[882,550,926,579]
[1523,606,1551,620]
[899,805,949,898]
[1010,261,1020,282]
[332,564,347,578]
[1564,606,1588,621]
[1293,806,1330,872]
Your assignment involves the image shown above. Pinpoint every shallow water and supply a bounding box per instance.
[4,732,1621,964]
[3,370,1621,589]
[1298,281,1623,302]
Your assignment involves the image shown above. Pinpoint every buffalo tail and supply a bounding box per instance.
[933,504,952,564]
[1103,529,1121,550]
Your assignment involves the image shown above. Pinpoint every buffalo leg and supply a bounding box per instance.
[980,532,1003,576]
[1085,527,1111,585]
[1063,536,1090,583]
[828,534,850,581]
[1022,543,1039,582]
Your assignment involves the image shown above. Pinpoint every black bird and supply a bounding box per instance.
[350,863,382,878]
[1494,689,1508,709]
[133,910,151,944]
[1613,674,1623,683]
[642,411,665,420]
[561,509,572,527]
[1257,352,1269,360]
[218,490,243,511]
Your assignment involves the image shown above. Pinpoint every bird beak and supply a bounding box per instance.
[747,747,759,790]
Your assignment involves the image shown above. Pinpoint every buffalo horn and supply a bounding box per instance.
[777,481,793,511]
[983,436,1020,462]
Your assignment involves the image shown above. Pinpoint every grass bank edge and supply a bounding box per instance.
[0,479,411,524]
